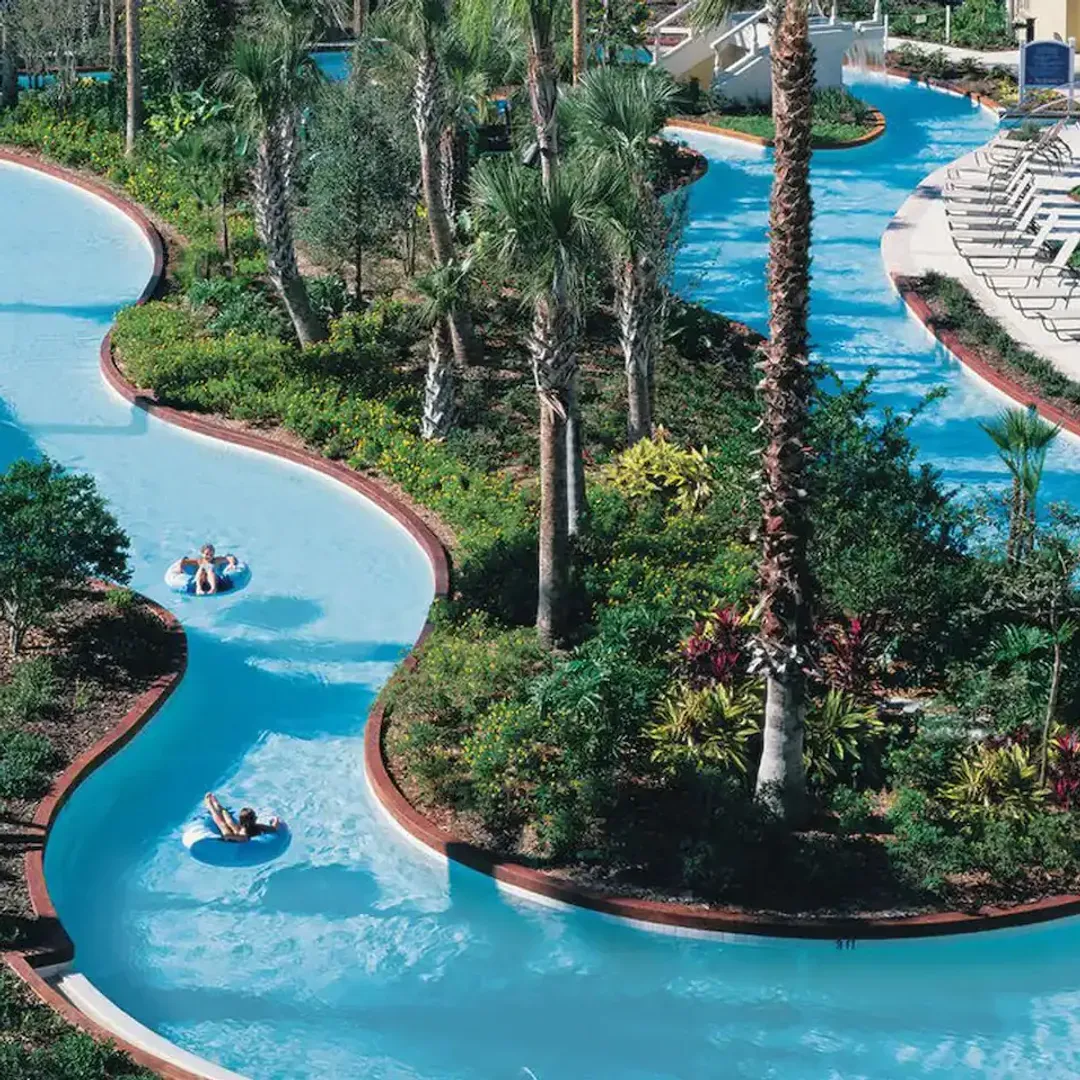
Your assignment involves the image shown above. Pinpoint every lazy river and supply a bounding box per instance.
[3,73,1080,1079]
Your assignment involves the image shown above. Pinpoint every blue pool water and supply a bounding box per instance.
[1,73,1079,1078]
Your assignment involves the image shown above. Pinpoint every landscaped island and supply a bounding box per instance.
[674,86,884,147]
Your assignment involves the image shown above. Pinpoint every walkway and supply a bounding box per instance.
[881,126,1080,383]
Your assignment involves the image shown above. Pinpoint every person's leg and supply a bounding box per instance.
[205,799,233,838]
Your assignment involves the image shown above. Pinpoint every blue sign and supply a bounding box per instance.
[1022,40,1072,89]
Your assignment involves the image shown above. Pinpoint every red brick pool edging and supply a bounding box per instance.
[667,106,886,150]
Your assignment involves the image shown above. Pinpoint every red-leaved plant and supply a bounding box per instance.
[817,615,883,697]
[1049,730,1080,809]
[681,606,750,689]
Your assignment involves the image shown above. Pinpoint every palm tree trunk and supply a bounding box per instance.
[566,374,586,536]
[108,0,119,71]
[533,291,575,646]
[526,20,559,191]
[415,42,479,366]
[0,19,17,111]
[124,0,142,157]
[571,0,586,83]
[220,193,231,267]
[617,254,655,444]
[1041,636,1063,786]
[422,318,455,439]
[753,0,814,827]
[253,129,326,346]
[353,0,367,36]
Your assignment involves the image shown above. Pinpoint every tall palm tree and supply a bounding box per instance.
[571,0,585,83]
[220,33,327,345]
[416,258,471,439]
[752,0,816,825]
[981,405,1060,561]
[108,0,119,72]
[376,0,479,368]
[0,1,17,111]
[472,157,607,646]
[124,0,142,156]
[567,65,680,444]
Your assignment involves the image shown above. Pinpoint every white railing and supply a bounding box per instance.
[649,0,699,63]
[709,6,769,69]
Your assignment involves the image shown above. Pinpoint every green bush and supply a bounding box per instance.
[0,659,58,723]
[105,587,138,613]
[187,277,290,340]
[0,730,57,800]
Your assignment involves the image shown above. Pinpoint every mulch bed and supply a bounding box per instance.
[0,587,184,953]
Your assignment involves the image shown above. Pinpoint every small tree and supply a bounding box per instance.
[981,405,1059,562]
[0,459,131,655]
[991,507,1080,786]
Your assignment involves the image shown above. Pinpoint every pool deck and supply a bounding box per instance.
[881,126,1080,384]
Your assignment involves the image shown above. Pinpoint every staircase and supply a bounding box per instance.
[649,0,886,102]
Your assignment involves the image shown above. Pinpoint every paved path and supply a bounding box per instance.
[881,126,1080,381]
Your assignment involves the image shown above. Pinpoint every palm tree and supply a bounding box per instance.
[220,33,327,345]
[567,65,680,444]
[981,405,1060,562]
[751,0,816,825]
[571,0,585,83]
[108,0,119,73]
[168,125,245,272]
[415,258,471,439]
[376,0,479,366]
[124,0,142,156]
[0,1,17,111]
[472,157,607,646]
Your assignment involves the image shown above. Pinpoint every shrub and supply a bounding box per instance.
[0,731,57,800]
[105,587,137,614]
[187,277,289,340]
[829,786,877,834]
[646,681,761,777]
[804,690,886,789]
[0,459,130,654]
[679,605,753,688]
[603,428,713,513]
[939,743,1048,822]
[0,659,58,723]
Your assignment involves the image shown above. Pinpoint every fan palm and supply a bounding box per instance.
[168,125,245,270]
[374,0,479,368]
[219,32,327,345]
[124,0,142,156]
[981,405,1059,561]
[567,65,680,443]
[472,157,610,645]
[415,258,471,439]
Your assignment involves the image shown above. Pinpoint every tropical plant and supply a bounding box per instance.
[679,605,753,688]
[0,458,130,654]
[219,21,327,345]
[646,680,762,776]
[980,405,1059,562]
[125,0,143,156]
[803,690,884,788]
[752,0,817,825]
[940,742,1047,822]
[603,427,712,511]
[414,258,472,439]
[566,64,682,444]
[817,615,884,697]
[1049,729,1080,810]
[166,124,243,271]
[375,0,479,367]
[472,155,610,645]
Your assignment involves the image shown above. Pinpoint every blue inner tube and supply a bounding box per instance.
[182,813,290,868]
[165,558,250,596]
